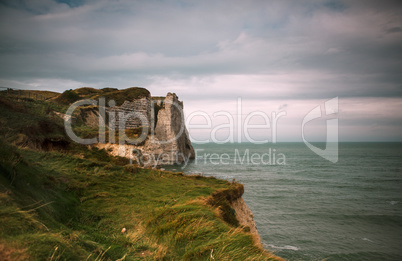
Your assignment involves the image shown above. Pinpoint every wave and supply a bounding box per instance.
[266,244,299,251]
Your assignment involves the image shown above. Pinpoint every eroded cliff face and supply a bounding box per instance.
[154,93,195,164]
[91,91,194,167]
[231,197,261,245]
[207,183,263,248]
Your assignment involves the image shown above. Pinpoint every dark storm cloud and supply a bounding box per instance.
[386,27,402,34]
[0,0,401,101]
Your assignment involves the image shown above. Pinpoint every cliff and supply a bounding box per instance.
[69,88,261,242]
[205,182,265,248]
[153,92,195,164]
[73,88,195,167]
[231,197,261,245]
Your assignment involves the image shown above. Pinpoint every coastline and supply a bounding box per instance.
[0,91,285,260]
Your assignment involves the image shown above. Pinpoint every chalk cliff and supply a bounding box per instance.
[88,89,195,167]
[154,92,195,164]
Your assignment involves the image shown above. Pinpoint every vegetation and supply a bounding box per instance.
[101,88,119,93]
[73,87,101,96]
[95,87,151,106]
[1,86,151,106]
[0,93,283,260]
[54,89,81,105]
[0,89,60,100]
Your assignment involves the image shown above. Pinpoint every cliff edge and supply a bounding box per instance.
[232,197,261,245]
[206,182,266,249]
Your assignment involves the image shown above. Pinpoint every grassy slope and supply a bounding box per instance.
[0,90,60,100]
[0,95,283,260]
[55,86,150,106]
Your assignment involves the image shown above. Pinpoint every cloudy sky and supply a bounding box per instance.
[1,0,402,142]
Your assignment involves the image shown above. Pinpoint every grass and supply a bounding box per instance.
[74,87,102,96]
[0,89,60,100]
[54,90,81,105]
[0,94,283,260]
[94,87,150,106]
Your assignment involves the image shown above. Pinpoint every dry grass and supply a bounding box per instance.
[0,242,29,261]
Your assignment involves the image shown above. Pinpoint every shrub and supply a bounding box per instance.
[55,90,80,105]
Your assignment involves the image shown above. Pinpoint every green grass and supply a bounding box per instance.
[94,87,150,106]
[74,87,102,96]
[54,90,81,105]
[0,95,283,260]
[0,89,60,100]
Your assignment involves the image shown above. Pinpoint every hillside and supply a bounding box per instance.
[0,93,283,260]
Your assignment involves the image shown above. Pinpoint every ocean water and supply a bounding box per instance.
[164,142,402,261]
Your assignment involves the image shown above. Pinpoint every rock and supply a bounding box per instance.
[231,197,261,245]
[91,90,195,167]
[154,92,195,164]
[53,111,76,123]
[107,97,151,129]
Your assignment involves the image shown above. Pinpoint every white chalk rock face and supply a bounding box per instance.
[154,93,195,164]
[92,91,194,167]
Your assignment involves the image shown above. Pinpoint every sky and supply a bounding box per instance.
[0,0,402,142]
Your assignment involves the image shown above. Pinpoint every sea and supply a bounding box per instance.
[164,142,402,261]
